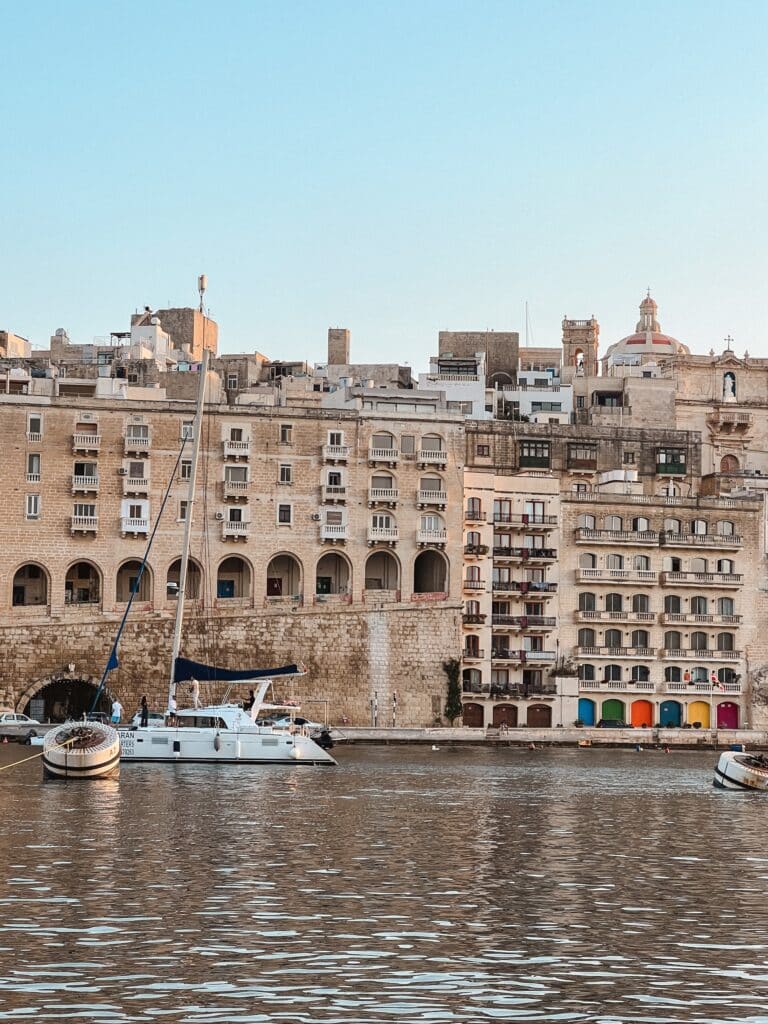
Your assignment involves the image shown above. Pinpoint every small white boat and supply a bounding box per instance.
[714,750,768,790]
[43,722,121,780]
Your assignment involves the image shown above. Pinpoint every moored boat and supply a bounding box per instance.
[43,722,121,780]
[714,750,768,790]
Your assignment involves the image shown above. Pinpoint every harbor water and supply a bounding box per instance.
[1,744,768,1022]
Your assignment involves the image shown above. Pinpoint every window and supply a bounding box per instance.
[578,628,596,647]
[25,494,40,520]
[690,557,708,573]
[279,464,292,485]
[27,414,43,438]
[604,515,622,532]
[632,665,650,682]
[664,594,681,614]
[664,518,681,534]
[579,552,597,569]
[280,424,293,444]
[633,594,649,613]
[400,435,415,454]
[179,500,189,521]
[519,441,550,467]
[718,667,738,685]
[664,556,682,572]
[328,470,342,487]
[691,519,707,536]
[228,506,243,523]
[576,395,585,409]
[26,454,41,481]
[717,520,735,536]
[605,593,623,612]
[605,629,623,649]
[421,476,442,493]
[476,444,490,457]
[623,451,635,464]
[717,632,735,652]
[325,509,343,526]
[717,597,735,616]
[228,427,243,443]
[604,664,622,682]
[372,432,394,451]
[73,502,96,518]
[578,514,596,530]
[128,461,144,479]
[691,666,708,683]
[691,596,708,615]
[127,423,149,439]
[329,430,343,446]
[578,664,595,681]
[691,631,708,651]
[634,555,650,571]
[277,504,292,525]
[128,503,143,519]
[665,667,682,682]
[466,600,480,616]
[606,554,624,570]
[421,434,443,452]
[568,443,597,467]
[466,497,482,519]
[224,465,247,483]
[631,629,649,648]
[494,499,511,522]
[664,631,682,651]
[372,513,392,530]
[181,459,192,480]
[579,592,596,612]
[717,558,735,574]
[632,517,649,532]
[227,373,238,390]
[466,531,481,547]
[420,513,441,532]
[657,448,686,472]
[572,482,589,493]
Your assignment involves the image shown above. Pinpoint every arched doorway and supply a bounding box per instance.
[631,700,653,727]
[493,704,517,728]
[64,561,101,606]
[717,702,739,729]
[12,563,49,608]
[22,675,110,723]
[720,454,739,473]
[660,700,682,727]
[316,552,351,597]
[365,550,400,594]
[266,554,302,600]
[116,559,152,602]
[217,556,251,600]
[462,702,484,728]
[527,704,552,728]
[413,550,447,595]
[601,698,625,723]
[578,697,596,726]
[687,700,710,728]
[167,558,203,599]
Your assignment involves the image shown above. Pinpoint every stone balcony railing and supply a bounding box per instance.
[121,517,149,535]
[322,443,350,461]
[417,489,447,505]
[418,449,447,465]
[493,546,557,561]
[660,532,742,549]
[660,612,741,625]
[222,519,248,539]
[368,447,399,463]
[72,474,99,493]
[417,528,447,545]
[660,648,741,660]
[123,476,149,495]
[493,513,558,528]
[124,434,150,453]
[322,484,347,502]
[72,432,101,451]
[368,487,399,504]
[368,526,399,544]
[574,646,655,659]
[223,439,250,458]
[320,523,348,542]
[462,578,486,591]
[575,610,655,623]
[660,571,742,587]
[577,568,658,584]
[71,515,98,534]
[224,479,249,499]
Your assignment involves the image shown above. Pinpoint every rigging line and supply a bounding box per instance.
[89,437,189,713]
[0,735,84,773]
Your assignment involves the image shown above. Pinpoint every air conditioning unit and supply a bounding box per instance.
[311,513,322,521]
[117,468,128,476]
[215,512,225,520]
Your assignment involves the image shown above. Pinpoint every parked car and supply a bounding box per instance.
[87,712,110,725]
[130,710,166,728]
[597,718,630,728]
[0,712,42,738]
[270,715,326,732]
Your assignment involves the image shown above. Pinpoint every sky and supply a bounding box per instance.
[2,0,767,370]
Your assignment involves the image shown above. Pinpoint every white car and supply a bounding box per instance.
[269,715,326,733]
[0,712,42,738]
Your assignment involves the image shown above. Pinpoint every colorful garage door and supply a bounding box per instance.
[717,702,739,729]
[527,704,552,727]
[601,698,625,722]
[462,703,484,728]
[687,700,710,728]
[660,700,682,727]
[493,704,517,728]
[630,699,653,727]
[578,698,596,726]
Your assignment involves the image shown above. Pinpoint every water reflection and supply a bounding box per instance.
[1,746,768,1022]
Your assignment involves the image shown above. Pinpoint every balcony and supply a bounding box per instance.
[575,646,655,659]
[665,681,743,694]
[368,487,399,505]
[492,614,557,630]
[462,612,487,624]
[222,519,249,540]
[656,462,687,476]
[418,449,447,466]
[578,680,656,693]
[707,409,752,431]
[493,513,557,529]
[492,580,557,597]
[462,648,485,661]
[661,612,741,626]
[576,568,658,584]
[462,578,486,591]
[70,515,98,534]
[124,434,150,455]
[322,484,347,503]
[26,431,42,443]
[491,649,556,663]
[72,474,99,494]
[320,523,348,542]
[322,443,350,462]
[518,456,550,469]
[660,571,742,588]
[368,526,399,544]
[575,610,655,623]
[224,479,249,500]
[574,528,658,545]
[659,532,742,549]
[465,509,486,522]
[223,439,250,459]
[417,489,447,506]
[26,472,40,483]
[464,543,489,556]
[72,432,101,452]
[493,546,557,562]
[121,517,149,536]
[368,447,399,464]
[418,528,447,546]
[123,476,149,496]
[660,648,742,660]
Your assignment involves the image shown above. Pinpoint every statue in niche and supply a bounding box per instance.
[723,372,736,402]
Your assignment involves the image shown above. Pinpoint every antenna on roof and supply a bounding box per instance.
[197,274,207,314]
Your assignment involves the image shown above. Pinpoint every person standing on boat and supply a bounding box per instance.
[244,689,256,711]
[140,695,149,727]
[111,698,123,726]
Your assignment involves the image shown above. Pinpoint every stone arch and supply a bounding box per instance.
[11,561,50,608]
[720,454,739,473]
[17,673,112,722]
[166,556,204,600]
[217,555,253,600]
[316,551,352,596]
[365,549,401,593]
[266,552,303,599]
[413,549,448,595]
[64,559,102,607]
[116,559,153,602]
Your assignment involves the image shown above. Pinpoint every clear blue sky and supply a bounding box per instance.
[2,1,767,368]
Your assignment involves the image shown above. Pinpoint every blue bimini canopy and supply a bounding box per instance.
[174,657,305,683]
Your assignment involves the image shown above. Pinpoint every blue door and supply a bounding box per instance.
[660,700,681,727]
[578,697,596,726]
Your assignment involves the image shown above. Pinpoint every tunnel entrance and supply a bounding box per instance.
[22,677,110,723]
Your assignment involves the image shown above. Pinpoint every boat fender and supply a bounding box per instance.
[214,734,221,751]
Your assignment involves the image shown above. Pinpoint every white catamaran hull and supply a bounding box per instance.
[118,725,336,765]
[714,751,768,790]
[43,723,121,780]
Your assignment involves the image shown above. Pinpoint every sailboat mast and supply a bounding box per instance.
[168,347,210,706]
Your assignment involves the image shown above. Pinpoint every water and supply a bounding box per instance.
[1,744,768,1023]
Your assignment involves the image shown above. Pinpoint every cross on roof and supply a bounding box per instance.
[724,335,734,349]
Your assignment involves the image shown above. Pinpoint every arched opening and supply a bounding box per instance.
[720,454,739,473]
[578,697,596,726]
[463,668,482,693]
[64,561,101,606]
[601,698,625,723]
[365,550,400,594]
[631,699,653,727]
[266,554,302,600]
[687,700,710,728]
[315,552,351,598]
[527,704,552,728]
[22,675,110,723]
[660,700,682,727]
[166,557,203,600]
[717,701,739,729]
[116,559,153,602]
[462,702,484,727]
[217,556,252,600]
[12,563,49,608]
[413,550,447,595]
[492,705,517,728]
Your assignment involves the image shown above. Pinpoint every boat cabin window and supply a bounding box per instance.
[177,715,228,729]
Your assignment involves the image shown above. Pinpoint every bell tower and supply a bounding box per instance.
[561,316,599,382]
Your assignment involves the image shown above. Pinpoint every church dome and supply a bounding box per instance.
[604,292,690,365]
